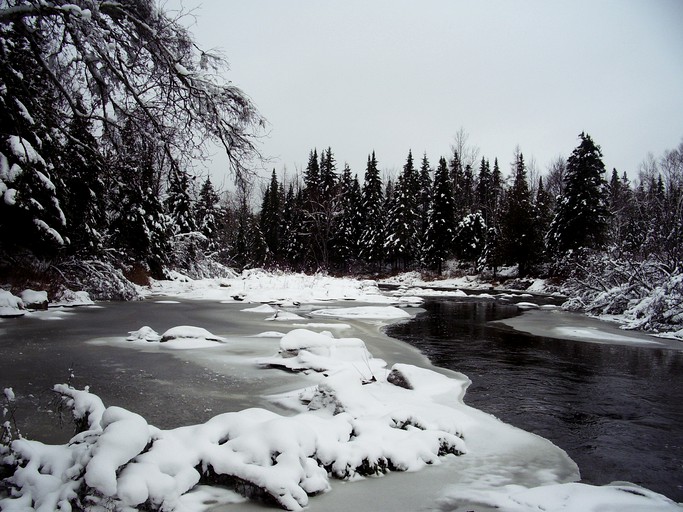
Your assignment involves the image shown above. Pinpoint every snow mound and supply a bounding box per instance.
[51,289,94,307]
[0,289,24,317]
[160,325,224,343]
[126,326,162,343]
[19,289,48,310]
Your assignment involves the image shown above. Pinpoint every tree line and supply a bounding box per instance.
[215,133,682,278]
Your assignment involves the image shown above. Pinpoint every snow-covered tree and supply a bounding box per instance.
[196,177,222,251]
[424,157,455,273]
[547,133,610,256]
[359,152,385,266]
[454,211,487,270]
[385,151,420,269]
[499,150,536,276]
[165,169,196,236]
[333,165,363,268]
[260,170,282,262]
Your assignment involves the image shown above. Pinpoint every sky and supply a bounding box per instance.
[167,0,683,188]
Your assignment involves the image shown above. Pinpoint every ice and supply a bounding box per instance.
[309,306,411,320]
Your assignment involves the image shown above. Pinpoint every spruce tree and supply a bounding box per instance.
[385,151,421,269]
[359,151,385,266]
[454,211,487,270]
[547,132,610,255]
[334,165,362,268]
[424,157,456,273]
[166,169,197,235]
[196,177,222,251]
[260,170,281,263]
[499,151,535,276]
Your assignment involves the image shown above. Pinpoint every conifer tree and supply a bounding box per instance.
[385,151,421,269]
[166,169,197,235]
[359,151,385,266]
[499,151,535,276]
[196,177,222,251]
[454,211,487,270]
[547,132,610,255]
[424,157,456,273]
[260,170,281,262]
[334,165,362,267]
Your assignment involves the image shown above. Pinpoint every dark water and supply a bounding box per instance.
[386,298,683,502]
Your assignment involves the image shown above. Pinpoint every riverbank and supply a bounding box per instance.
[2,274,681,510]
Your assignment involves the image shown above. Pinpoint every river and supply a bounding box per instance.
[386,296,683,502]
[1,294,681,507]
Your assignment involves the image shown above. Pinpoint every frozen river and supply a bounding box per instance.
[1,293,680,509]
[387,297,683,502]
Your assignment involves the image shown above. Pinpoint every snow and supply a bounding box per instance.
[440,481,681,511]
[552,326,662,345]
[0,289,24,317]
[146,270,399,305]
[50,289,94,307]
[2,272,681,511]
[309,306,412,320]
[7,135,46,166]
[160,325,225,343]
[265,310,306,321]
[19,289,47,308]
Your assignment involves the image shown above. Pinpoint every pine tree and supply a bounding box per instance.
[385,151,421,269]
[260,170,281,262]
[166,169,197,235]
[359,151,385,266]
[454,211,487,270]
[0,32,67,258]
[424,157,456,273]
[196,177,222,251]
[499,151,536,276]
[547,132,610,255]
[334,165,362,267]
[534,176,553,258]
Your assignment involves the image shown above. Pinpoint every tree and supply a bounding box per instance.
[547,133,610,255]
[260,170,281,262]
[423,157,455,273]
[385,151,420,269]
[0,0,264,185]
[359,151,385,266]
[333,165,363,268]
[454,211,487,270]
[196,177,222,252]
[0,28,67,258]
[499,150,536,276]
[165,169,196,236]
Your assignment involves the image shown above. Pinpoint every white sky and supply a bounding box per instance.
[168,0,683,187]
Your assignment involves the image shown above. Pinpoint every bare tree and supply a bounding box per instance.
[0,0,265,185]
[450,127,480,170]
[545,154,567,200]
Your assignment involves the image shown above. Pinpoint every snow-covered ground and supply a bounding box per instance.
[2,271,681,511]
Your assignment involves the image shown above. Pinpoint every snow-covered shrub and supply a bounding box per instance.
[0,290,24,317]
[56,259,140,301]
[561,250,683,335]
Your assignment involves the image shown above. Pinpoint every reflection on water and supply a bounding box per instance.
[387,298,683,502]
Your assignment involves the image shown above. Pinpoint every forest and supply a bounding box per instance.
[1,0,682,334]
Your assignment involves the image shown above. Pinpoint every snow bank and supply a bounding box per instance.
[147,270,399,305]
[51,289,94,307]
[0,289,24,317]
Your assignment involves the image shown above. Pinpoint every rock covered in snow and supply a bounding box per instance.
[160,325,225,343]
[0,289,24,317]
[126,326,162,342]
[51,289,94,307]
[19,289,48,310]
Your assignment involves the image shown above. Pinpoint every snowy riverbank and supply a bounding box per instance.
[2,272,681,511]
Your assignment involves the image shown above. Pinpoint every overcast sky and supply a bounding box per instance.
[169,0,683,187]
